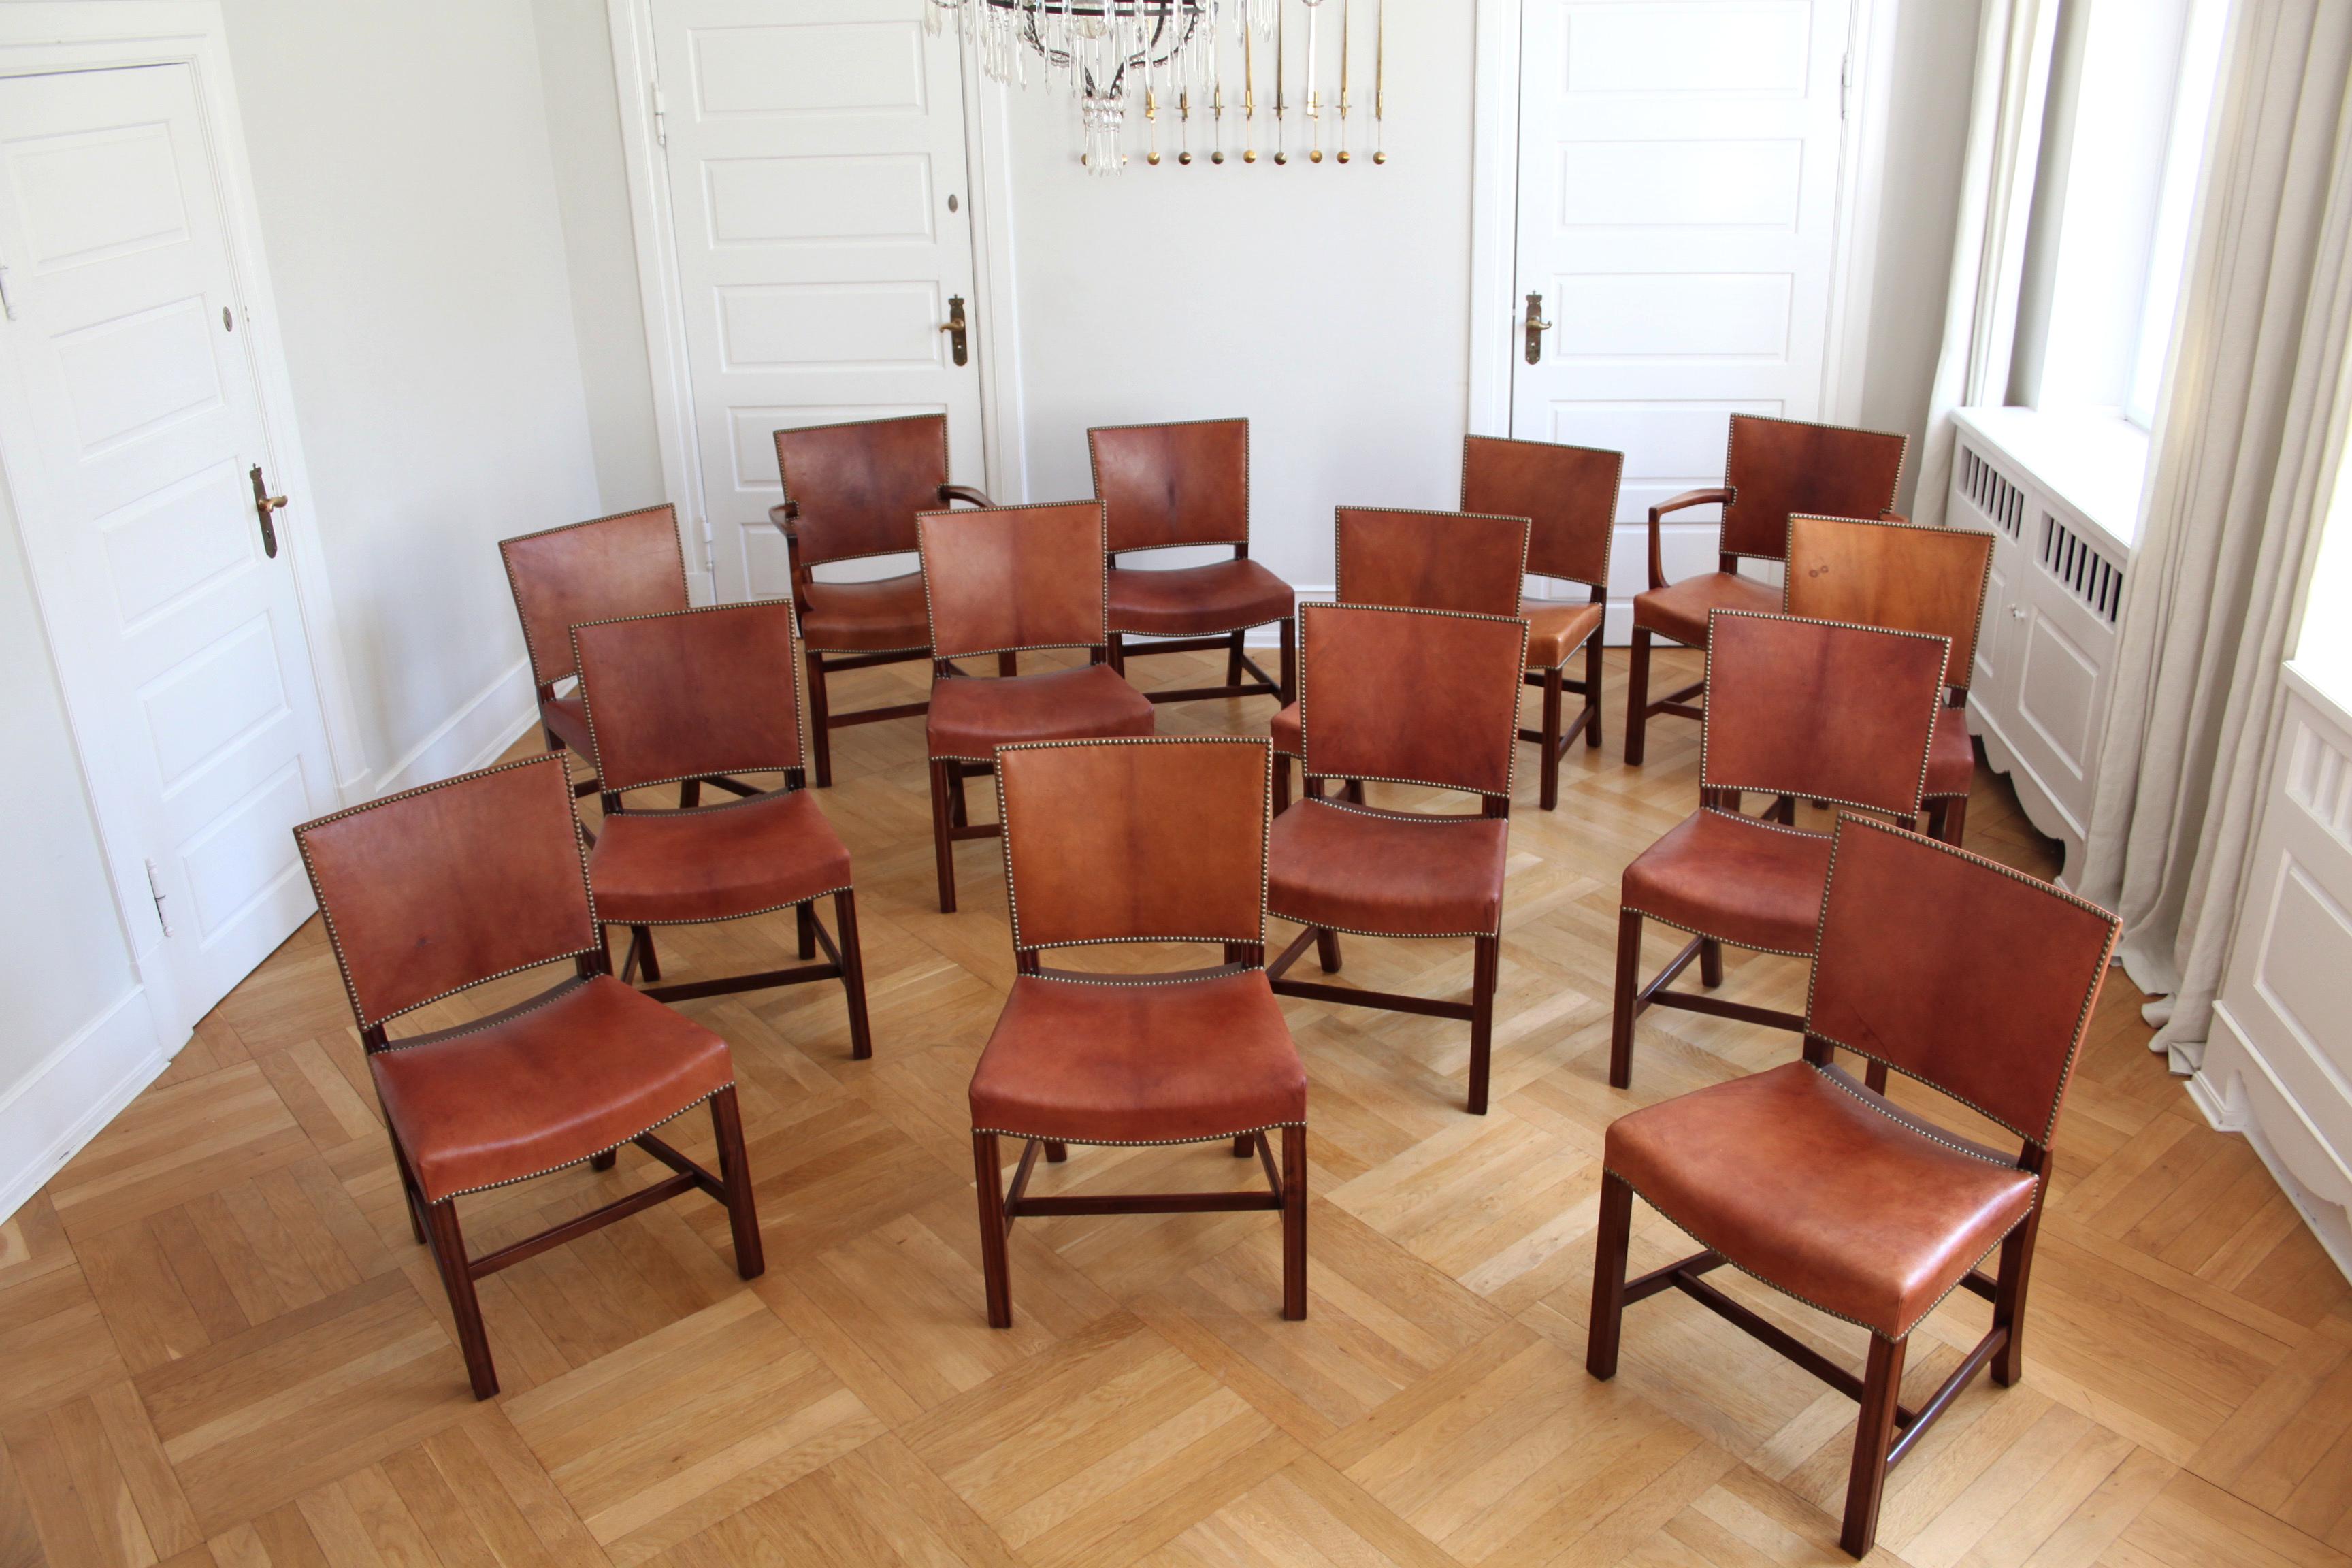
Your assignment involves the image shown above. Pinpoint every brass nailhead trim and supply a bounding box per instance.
[1295,602,1530,801]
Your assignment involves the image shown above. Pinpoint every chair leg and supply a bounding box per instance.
[1625,628,1652,766]
[1991,1199,2042,1386]
[1539,664,1564,811]
[834,889,873,1060]
[972,1132,1013,1329]
[1610,908,1642,1090]
[1864,1059,1890,1094]
[1234,1133,1256,1158]
[679,779,700,808]
[1345,779,1366,805]
[1226,628,1246,688]
[1278,617,1296,706]
[1107,631,1126,677]
[1281,1124,1308,1321]
[796,902,817,960]
[1468,933,1499,1115]
[389,1132,426,1245]
[709,1085,764,1279]
[423,1199,498,1401]
[1932,794,1969,847]
[633,926,662,983]
[1586,1171,1633,1379]
[806,649,835,789]
[1842,1334,1908,1558]
[949,762,969,828]
[1273,753,1292,815]
[1584,624,1605,749]
[1699,937,1723,988]
[928,758,958,913]
[589,1150,617,1172]
[1315,927,1342,973]
[998,650,1018,677]
[1043,1140,1068,1162]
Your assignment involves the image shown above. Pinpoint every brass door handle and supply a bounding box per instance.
[941,295,968,367]
[1524,292,1553,365]
[248,464,287,559]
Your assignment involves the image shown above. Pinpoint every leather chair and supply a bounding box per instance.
[1090,419,1296,708]
[970,736,1306,1328]
[500,504,690,799]
[292,754,762,1401]
[1462,434,1624,810]
[1267,602,1529,1115]
[1625,414,1908,765]
[770,414,997,788]
[1587,815,2120,1558]
[917,500,1156,913]
[1610,610,1950,1088]
[569,601,872,1056]
[1783,514,1996,847]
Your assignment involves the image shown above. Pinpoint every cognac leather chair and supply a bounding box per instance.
[1462,434,1625,810]
[917,499,1156,913]
[1625,414,1908,765]
[1268,602,1529,1115]
[1090,419,1296,708]
[1269,506,1531,813]
[570,601,871,1056]
[293,754,762,1401]
[500,505,690,799]
[1610,610,1950,1088]
[770,414,996,788]
[1784,514,1996,847]
[970,736,1306,1328]
[1588,815,2120,1558]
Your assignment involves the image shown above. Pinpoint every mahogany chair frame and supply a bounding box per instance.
[295,756,763,1401]
[1588,819,2120,1557]
[572,605,872,1057]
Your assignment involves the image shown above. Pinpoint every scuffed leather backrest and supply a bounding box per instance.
[1809,816,2119,1143]
[917,501,1109,659]
[1785,514,1995,693]
[1297,602,1527,798]
[1335,507,1529,617]
[1702,611,1947,817]
[1460,434,1621,587]
[295,755,597,1029]
[500,506,689,689]
[998,737,1269,951]
[1088,419,1250,552]
[572,602,804,794]
[774,414,949,567]
[1719,415,1906,562]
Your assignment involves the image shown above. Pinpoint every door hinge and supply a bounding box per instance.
[651,81,668,147]
[144,859,173,938]
[1840,52,1852,120]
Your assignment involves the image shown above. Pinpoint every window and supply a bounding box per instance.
[2125,0,2231,427]
[2296,444,2352,705]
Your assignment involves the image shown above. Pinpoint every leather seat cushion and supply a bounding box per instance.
[926,663,1155,761]
[1621,809,1832,956]
[1607,1061,2039,1337]
[590,788,852,926]
[1272,701,1299,759]
[1631,571,1778,647]
[1269,798,1509,936]
[1109,558,1294,637]
[541,691,592,755]
[799,572,930,653]
[1926,704,1974,800]
[1522,598,1605,669]
[372,975,734,1203]
[969,969,1306,1144]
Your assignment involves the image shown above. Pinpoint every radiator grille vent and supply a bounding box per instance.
[1959,444,2025,539]
[2039,513,2123,624]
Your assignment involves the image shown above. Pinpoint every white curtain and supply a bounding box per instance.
[2078,0,2352,1073]
[1910,0,2061,529]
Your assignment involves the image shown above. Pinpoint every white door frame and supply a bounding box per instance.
[606,0,1027,602]
[0,2,369,1051]
[1467,0,1900,439]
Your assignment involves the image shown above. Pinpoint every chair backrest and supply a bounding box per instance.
[1784,514,1994,696]
[571,602,804,796]
[1296,602,1529,800]
[1809,815,2120,1146]
[998,736,1269,954]
[917,500,1110,661]
[1459,434,1621,588]
[294,754,598,1034]
[773,413,949,568]
[1088,418,1250,553]
[1719,414,1906,563]
[1335,507,1529,617]
[500,506,689,692]
[1701,610,1948,819]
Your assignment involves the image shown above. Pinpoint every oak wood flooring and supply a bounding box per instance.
[7,645,2345,1567]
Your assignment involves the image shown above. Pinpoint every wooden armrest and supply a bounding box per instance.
[938,483,995,509]
[768,501,798,534]
[1648,487,1732,520]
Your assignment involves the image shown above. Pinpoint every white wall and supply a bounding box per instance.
[223,0,604,791]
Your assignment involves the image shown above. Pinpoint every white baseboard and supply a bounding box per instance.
[365,656,542,799]
[0,987,170,1224]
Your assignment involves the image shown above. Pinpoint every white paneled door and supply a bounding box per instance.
[1512,0,1857,619]
[0,65,337,1035]
[653,0,987,600]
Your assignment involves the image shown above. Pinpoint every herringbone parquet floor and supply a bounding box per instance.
[7,645,2349,1568]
